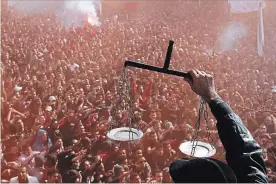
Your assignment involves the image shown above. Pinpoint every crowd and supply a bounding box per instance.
[1,0,276,183]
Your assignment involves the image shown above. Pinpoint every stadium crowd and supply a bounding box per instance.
[1,1,276,183]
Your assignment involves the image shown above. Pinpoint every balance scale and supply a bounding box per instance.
[108,40,215,157]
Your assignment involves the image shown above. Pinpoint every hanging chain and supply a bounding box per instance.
[191,98,204,156]
[190,97,215,156]
[110,68,127,130]
[124,68,137,140]
[109,67,137,140]
[203,102,215,149]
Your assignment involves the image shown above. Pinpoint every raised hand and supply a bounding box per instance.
[184,69,219,103]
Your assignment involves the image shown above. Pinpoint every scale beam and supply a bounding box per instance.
[124,61,190,78]
[124,40,192,81]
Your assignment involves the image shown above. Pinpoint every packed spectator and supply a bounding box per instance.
[1,1,276,183]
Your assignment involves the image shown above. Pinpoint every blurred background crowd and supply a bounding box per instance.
[1,0,276,183]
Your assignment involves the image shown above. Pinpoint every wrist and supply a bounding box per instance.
[203,91,220,104]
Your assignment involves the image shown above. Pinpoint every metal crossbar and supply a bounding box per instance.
[124,40,191,81]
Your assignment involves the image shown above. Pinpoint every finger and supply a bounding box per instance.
[201,71,207,75]
[195,69,203,75]
[206,73,212,78]
[189,70,199,80]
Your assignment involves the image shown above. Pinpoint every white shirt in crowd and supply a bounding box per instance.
[9,175,39,183]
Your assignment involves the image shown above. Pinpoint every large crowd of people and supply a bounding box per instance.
[1,1,276,183]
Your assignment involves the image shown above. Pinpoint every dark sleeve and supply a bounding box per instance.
[57,151,75,175]
[209,99,268,183]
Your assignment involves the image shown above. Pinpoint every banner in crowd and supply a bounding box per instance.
[228,0,266,13]
[228,0,265,56]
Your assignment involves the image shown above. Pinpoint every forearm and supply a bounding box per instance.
[7,110,12,122]
[208,97,268,182]
[2,90,7,101]
[20,155,34,165]
[209,97,261,153]
[86,99,93,107]
[77,102,84,111]
[12,109,26,117]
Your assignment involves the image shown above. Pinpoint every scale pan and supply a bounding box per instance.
[179,141,216,158]
[107,127,143,141]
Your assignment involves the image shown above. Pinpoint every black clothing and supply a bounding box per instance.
[170,98,268,183]
[59,118,77,147]
[209,99,268,183]
[57,151,75,176]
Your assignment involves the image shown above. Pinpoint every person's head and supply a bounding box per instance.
[119,157,129,166]
[17,166,28,182]
[138,86,144,93]
[56,86,63,95]
[51,120,59,129]
[83,160,91,170]
[156,111,162,120]
[71,139,79,151]
[169,158,237,183]
[134,111,142,120]
[116,110,122,119]
[81,137,91,149]
[63,170,81,183]
[149,111,157,121]
[209,119,216,129]
[267,167,272,175]
[135,157,147,170]
[39,129,48,142]
[153,169,163,182]
[222,92,230,102]
[119,149,127,158]
[54,138,63,149]
[135,148,143,159]
[111,145,119,154]
[34,155,44,168]
[260,124,267,133]
[130,173,141,183]
[36,114,46,124]
[113,164,124,177]
[72,159,80,170]
[21,144,32,157]
[42,74,48,81]
[94,155,103,165]
[148,131,158,143]
[264,116,273,126]
[14,119,24,133]
[67,109,75,121]
[179,123,187,132]
[163,141,172,153]
[153,121,162,131]
[45,154,58,168]
[85,84,91,91]
[45,106,53,116]
[47,169,60,183]
[155,145,164,156]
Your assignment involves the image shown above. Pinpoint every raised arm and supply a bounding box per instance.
[185,69,268,183]
[209,97,268,183]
